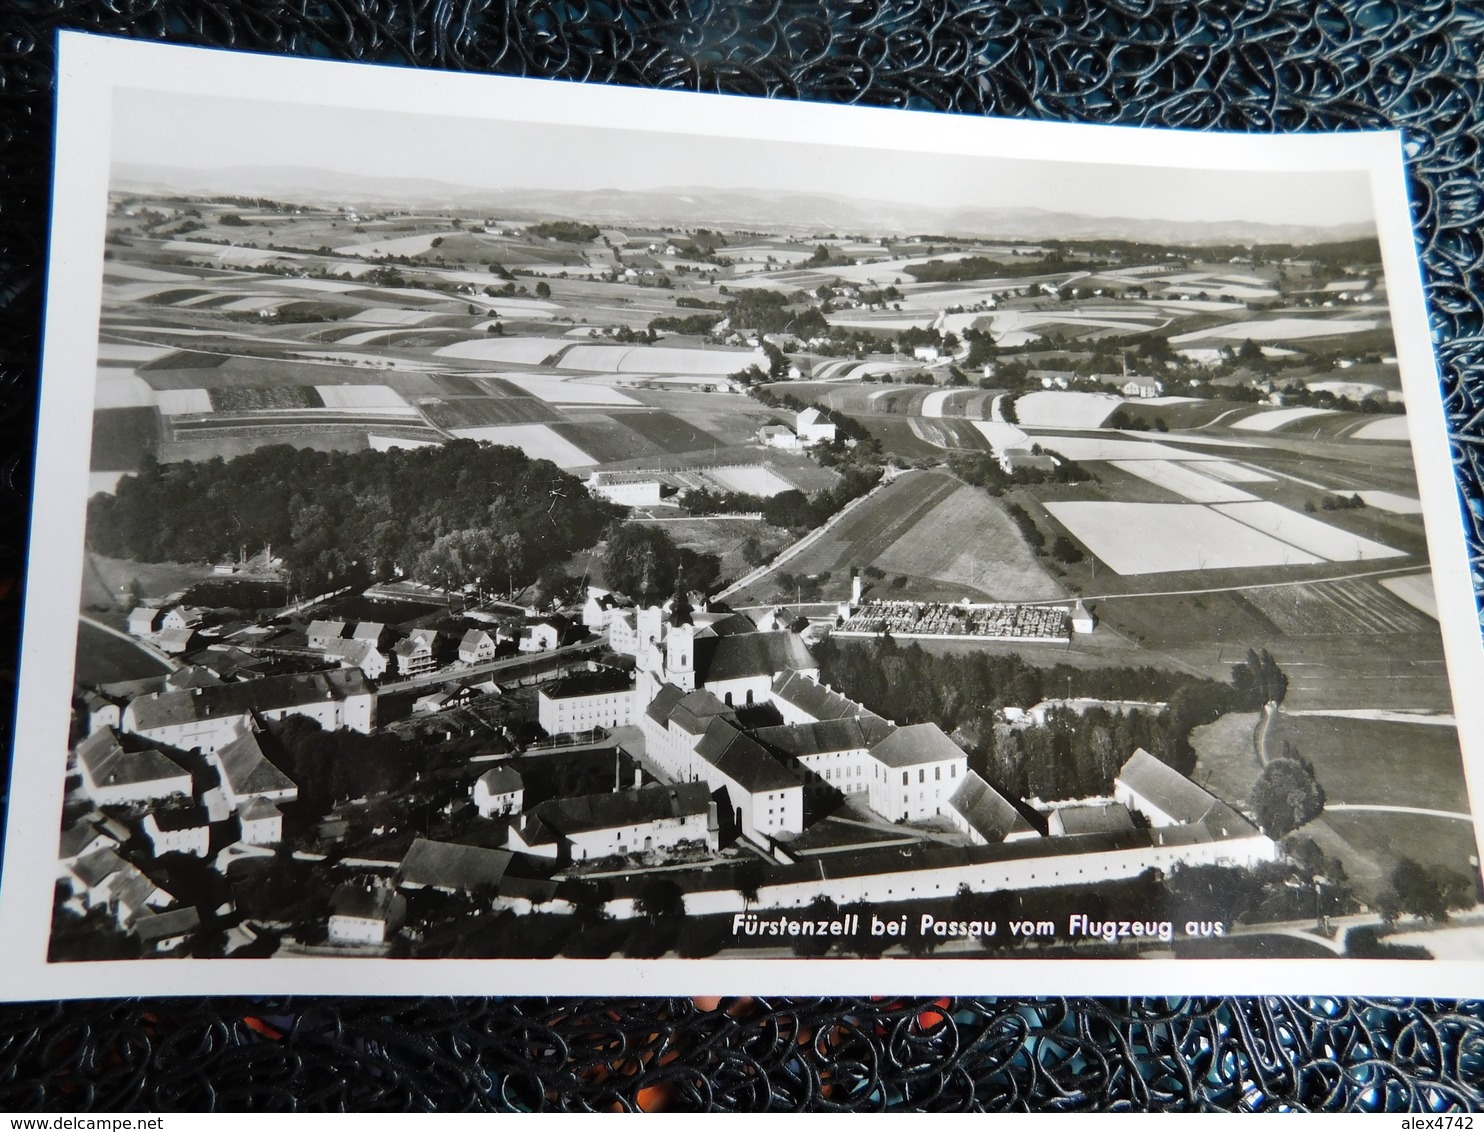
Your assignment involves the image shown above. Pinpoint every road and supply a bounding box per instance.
[376,640,601,693]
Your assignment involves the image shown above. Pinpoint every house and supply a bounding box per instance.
[132,906,200,953]
[518,618,564,653]
[1000,449,1058,475]
[537,669,634,735]
[80,690,121,734]
[122,669,375,753]
[350,622,385,646]
[58,814,123,874]
[307,620,348,650]
[795,407,837,444]
[912,345,940,362]
[866,723,969,823]
[753,719,880,798]
[155,628,195,655]
[328,885,406,945]
[1070,600,1096,634]
[509,782,713,861]
[237,796,283,845]
[392,630,437,676]
[758,424,801,450]
[587,471,663,507]
[1114,748,1249,836]
[1047,802,1136,837]
[127,607,161,637]
[1122,377,1162,398]
[209,727,298,810]
[323,638,387,680]
[140,805,211,858]
[946,772,1038,845]
[472,765,523,818]
[76,728,192,807]
[161,606,203,631]
[458,629,497,665]
[398,838,513,896]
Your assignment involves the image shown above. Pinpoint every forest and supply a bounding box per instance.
[86,441,621,599]
[814,638,1289,802]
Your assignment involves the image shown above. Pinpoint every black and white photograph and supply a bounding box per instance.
[5,33,1483,997]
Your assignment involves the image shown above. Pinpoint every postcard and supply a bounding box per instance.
[5,31,1482,998]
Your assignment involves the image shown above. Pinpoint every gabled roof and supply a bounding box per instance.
[148,804,209,832]
[71,847,127,888]
[331,885,406,923]
[164,665,223,690]
[459,628,493,649]
[126,669,371,732]
[128,606,158,625]
[533,782,710,837]
[216,729,296,798]
[694,631,815,685]
[393,637,431,657]
[645,683,688,726]
[59,815,114,860]
[870,723,965,769]
[476,765,523,794]
[76,728,189,789]
[668,689,737,736]
[350,622,384,640]
[752,719,876,759]
[948,772,1035,843]
[694,717,799,794]
[156,628,195,651]
[540,669,632,700]
[399,838,512,892]
[693,611,756,639]
[1053,802,1135,836]
[769,670,892,740]
[238,796,282,821]
[1116,749,1221,825]
[133,906,200,942]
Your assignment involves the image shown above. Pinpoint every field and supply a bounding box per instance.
[74,620,172,685]
[703,465,794,497]
[444,424,595,468]
[423,397,558,428]
[1212,502,1405,561]
[1109,460,1258,503]
[1230,407,1336,432]
[1189,712,1263,809]
[869,484,1066,601]
[1265,714,1469,812]
[1044,501,1325,574]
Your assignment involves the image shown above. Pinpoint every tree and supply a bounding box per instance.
[634,877,685,924]
[1250,757,1325,838]
[600,524,680,600]
[1231,648,1288,708]
[1378,858,1472,924]
[740,535,765,567]
[534,281,551,299]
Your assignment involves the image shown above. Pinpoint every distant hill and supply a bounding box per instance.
[112,163,1376,247]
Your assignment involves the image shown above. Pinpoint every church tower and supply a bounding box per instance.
[665,589,696,693]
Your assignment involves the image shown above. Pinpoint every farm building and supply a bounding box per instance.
[795,407,837,444]
[758,424,802,450]
[328,885,406,945]
[587,471,663,507]
[508,781,715,862]
[127,607,160,636]
[133,906,201,953]
[75,728,192,807]
[946,772,1039,845]
[210,727,299,810]
[237,796,284,846]
[140,805,211,858]
[397,838,513,896]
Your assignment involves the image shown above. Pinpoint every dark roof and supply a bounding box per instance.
[306,619,346,639]
[669,689,737,735]
[645,683,687,726]
[399,838,512,892]
[331,885,407,924]
[540,669,632,700]
[459,628,493,649]
[869,723,965,769]
[238,796,283,821]
[694,717,800,794]
[477,765,523,794]
[133,906,200,942]
[76,728,189,789]
[127,669,371,732]
[695,631,815,685]
[351,622,384,640]
[164,666,223,690]
[59,816,112,860]
[770,670,893,740]
[71,848,126,888]
[1052,802,1135,836]
[752,719,876,759]
[1116,749,1221,824]
[694,611,756,638]
[216,729,297,797]
[148,804,209,832]
[534,782,710,837]
[948,772,1035,843]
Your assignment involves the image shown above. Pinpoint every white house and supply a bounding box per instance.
[76,728,192,807]
[140,806,211,858]
[758,424,802,450]
[473,765,524,818]
[323,638,387,680]
[127,607,160,637]
[1122,377,1162,398]
[458,629,497,665]
[518,619,564,653]
[510,782,714,862]
[1070,600,1096,634]
[795,407,837,444]
[161,606,203,631]
[866,723,969,824]
[237,796,284,845]
[537,669,634,735]
[392,629,437,676]
[328,885,407,945]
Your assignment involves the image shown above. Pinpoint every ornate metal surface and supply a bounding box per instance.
[1,0,1482,1112]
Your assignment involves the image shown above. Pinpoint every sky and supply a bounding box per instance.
[111,87,1376,229]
